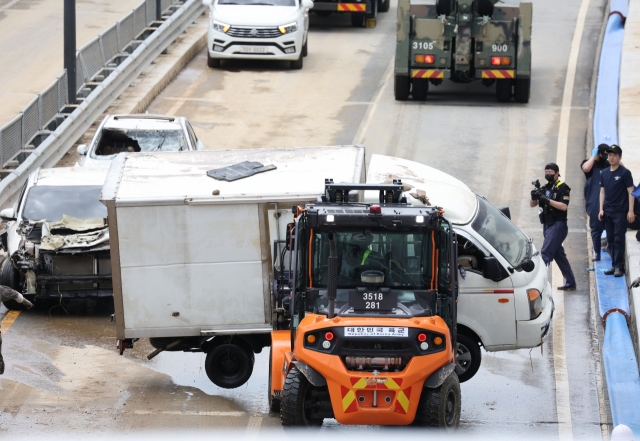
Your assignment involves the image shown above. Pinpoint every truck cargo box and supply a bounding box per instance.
[101,146,365,340]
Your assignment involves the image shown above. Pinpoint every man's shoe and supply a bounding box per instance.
[0,358,4,375]
[604,268,615,275]
[593,252,601,262]
[615,268,625,277]
[557,284,577,291]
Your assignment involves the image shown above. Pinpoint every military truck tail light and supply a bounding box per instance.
[415,54,435,64]
[491,56,501,66]
[491,56,512,66]
[501,56,511,66]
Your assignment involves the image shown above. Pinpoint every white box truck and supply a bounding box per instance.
[102,146,553,389]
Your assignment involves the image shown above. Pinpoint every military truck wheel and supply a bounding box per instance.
[366,0,377,19]
[379,0,390,13]
[268,350,281,412]
[412,79,429,101]
[351,13,366,27]
[414,372,461,428]
[205,343,254,389]
[495,79,513,102]
[280,367,324,427]
[394,75,410,101]
[514,78,531,103]
[207,53,221,68]
[455,333,481,383]
[436,0,453,15]
[476,0,494,16]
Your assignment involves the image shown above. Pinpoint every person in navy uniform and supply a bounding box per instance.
[598,144,635,277]
[0,285,34,375]
[530,163,576,290]
[581,143,611,261]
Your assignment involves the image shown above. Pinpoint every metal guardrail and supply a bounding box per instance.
[0,0,182,169]
[0,0,205,209]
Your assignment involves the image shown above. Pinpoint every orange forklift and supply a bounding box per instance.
[269,180,461,428]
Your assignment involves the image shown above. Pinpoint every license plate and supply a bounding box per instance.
[349,290,396,311]
[240,46,268,53]
[344,326,408,337]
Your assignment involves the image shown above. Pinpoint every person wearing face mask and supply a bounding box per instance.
[530,163,576,290]
[581,143,612,261]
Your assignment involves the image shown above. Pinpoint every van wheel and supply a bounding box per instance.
[414,372,461,428]
[207,53,221,68]
[268,350,281,412]
[455,333,481,382]
[302,39,308,57]
[205,343,254,389]
[290,53,303,69]
[280,367,323,427]
[495,79,513,102]
[1,258,28,311]
[395,75,410,101]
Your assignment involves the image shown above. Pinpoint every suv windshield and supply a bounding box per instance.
[22,186,107,222]
[471,196,528,266]
[93,128,187,158]
[218,0,296,5]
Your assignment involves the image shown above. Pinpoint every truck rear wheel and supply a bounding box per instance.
[351,13,366,27]
[379,0,390,13]
[514,78,531,103]
[280,367,324,427]
[414,372,461,428]
[412,78,429,101]
[394,75,410,101]
[205,343,254,389]
[455,333,481,383]
[495,79,513,102]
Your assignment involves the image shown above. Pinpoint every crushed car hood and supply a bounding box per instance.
[39,215,109,251]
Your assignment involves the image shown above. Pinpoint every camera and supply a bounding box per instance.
[531,179,541,189]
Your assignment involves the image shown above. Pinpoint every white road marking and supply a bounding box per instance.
[552,0,592,438]
[134,410,248,417]
[244,416,263,440]
[352,59,394,145]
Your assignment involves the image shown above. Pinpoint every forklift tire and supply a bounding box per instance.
[412,78,429,101]
[379,0,390,13]
[1,258,28,311]
[351,13,366,27]
[435,0,453,16]
[514,78,531,104]
[495,79,513,103]
[414,372,461,428]
[280,367,323,427]
[268,350,281,412]
[455,333,481,383]
[476,0,494,16]
[207,53,221,68]
[205,343,254,389]
[394,75,410,101]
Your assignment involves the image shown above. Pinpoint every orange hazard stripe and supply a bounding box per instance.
[411,69,444,79]
[337,3,366,11]
[481,70,515,79]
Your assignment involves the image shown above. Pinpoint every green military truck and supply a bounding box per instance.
[394,0,532,102]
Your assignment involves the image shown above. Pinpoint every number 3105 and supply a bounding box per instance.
[413,41,434,50]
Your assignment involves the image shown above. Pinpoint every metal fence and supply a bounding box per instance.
[0,0,180,168]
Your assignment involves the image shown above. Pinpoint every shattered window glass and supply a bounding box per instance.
[94,128,188,157]
[22,186,107,222]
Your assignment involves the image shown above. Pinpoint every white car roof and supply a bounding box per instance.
[102,114,183,131]
[367,154,478,225]
[35,167,109,187]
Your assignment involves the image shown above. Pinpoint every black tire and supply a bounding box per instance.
[414,372,461,428]
[394,75,410,101]
[412,78,429,101]
[379,0,390,13]
[205,343,254,389]
[1,258,26,311]
[351,13,366,27]
[455,333,481,383]
[476,0,494,16]
[280,367,323,427]
[366,0,377,20]
[268,350,281,412]
[495,79,513,102]
[514,78,531,103]
[436,0,453,15]
[207,53,221,68]
[302,39,308,57]
[290,53,303,69]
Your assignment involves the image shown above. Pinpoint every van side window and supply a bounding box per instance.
[457,236,486,274]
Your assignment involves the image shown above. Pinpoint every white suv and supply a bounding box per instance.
[77,114,205,168]
[203,0,313,69]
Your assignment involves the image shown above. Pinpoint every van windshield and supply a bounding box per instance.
[471,196,528,266]
[22,186,107,222]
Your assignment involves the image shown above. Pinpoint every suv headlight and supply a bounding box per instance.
[278,22,298,34]
[212,20,230,33]
[527,288,542,319]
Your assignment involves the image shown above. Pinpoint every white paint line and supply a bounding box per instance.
[352,59,394,145]
[165,70,209,116]
[134,410,248,417]
[244,416,263,440]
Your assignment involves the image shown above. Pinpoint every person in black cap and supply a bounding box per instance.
[598,144,635,277]
[581,144,611,261]
[530,163,576,290]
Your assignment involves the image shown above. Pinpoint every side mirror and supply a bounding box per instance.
[0,208,16,221]
[520,258,535,273]
[499,206,511,220]
[202,0,213,6]
[302,0,314,8]
[482,256,502,281]
[77,144,88,156]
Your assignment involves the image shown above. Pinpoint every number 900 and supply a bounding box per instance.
[492,44,508,52]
